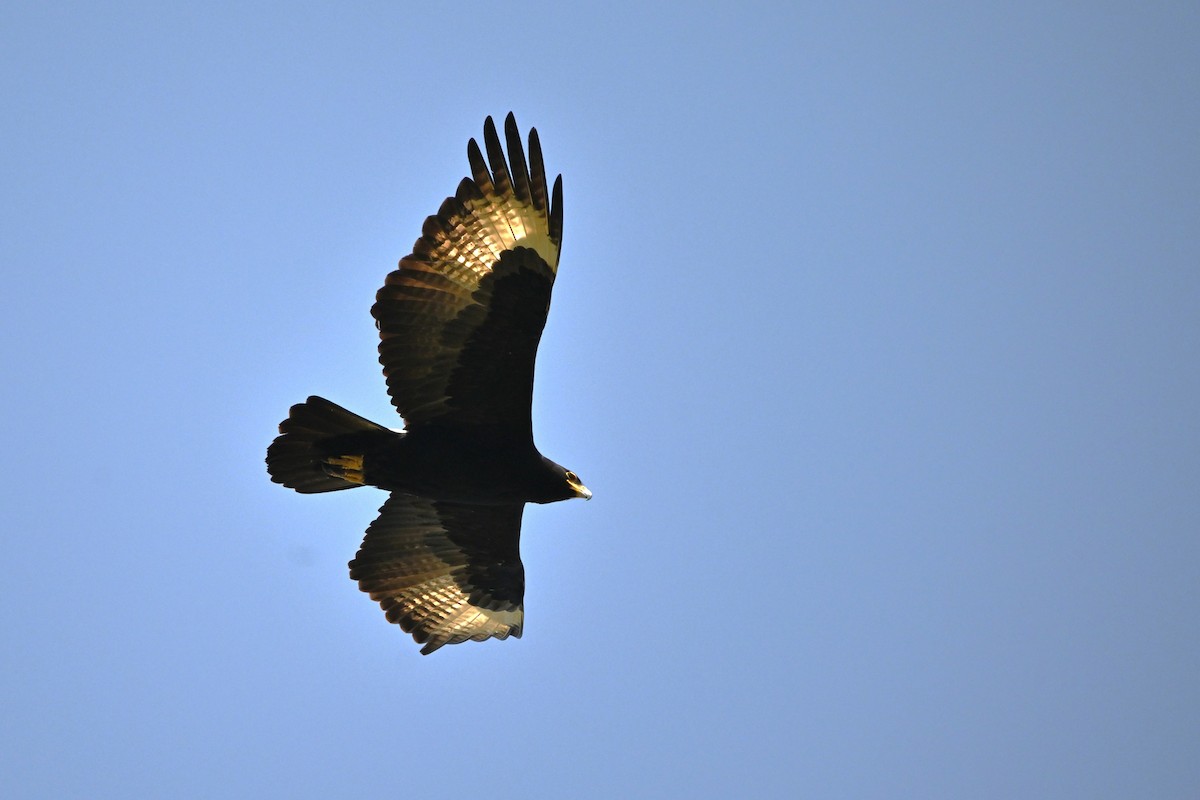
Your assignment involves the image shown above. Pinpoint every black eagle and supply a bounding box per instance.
[266,114,590,655]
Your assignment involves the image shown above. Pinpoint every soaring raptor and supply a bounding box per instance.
[266,113,590,655]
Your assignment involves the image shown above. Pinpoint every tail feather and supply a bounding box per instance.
[266,396,395,493]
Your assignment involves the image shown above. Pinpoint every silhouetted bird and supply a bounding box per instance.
[267,114,589,654]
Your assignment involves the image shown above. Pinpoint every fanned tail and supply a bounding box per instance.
[266,396,396,493]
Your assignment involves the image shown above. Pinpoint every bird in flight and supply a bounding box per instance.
[266,113,590,655]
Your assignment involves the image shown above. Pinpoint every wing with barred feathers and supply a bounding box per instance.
[372,113,563,433]
[349,493,525,655]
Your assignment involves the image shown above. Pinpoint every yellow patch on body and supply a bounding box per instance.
[324,454,365,485]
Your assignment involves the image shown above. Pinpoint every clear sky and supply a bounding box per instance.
[3,3,1198,798]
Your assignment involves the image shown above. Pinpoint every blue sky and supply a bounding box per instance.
[3,3,1198,798]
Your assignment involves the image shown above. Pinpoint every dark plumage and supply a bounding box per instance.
[266,114,589,655]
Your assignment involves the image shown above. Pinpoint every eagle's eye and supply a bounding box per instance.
[565,471,578,483]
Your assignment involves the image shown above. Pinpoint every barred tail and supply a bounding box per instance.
[266,396,395,493]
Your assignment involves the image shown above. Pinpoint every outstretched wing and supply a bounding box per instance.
[373,113,564,433]
[349,493,526,655]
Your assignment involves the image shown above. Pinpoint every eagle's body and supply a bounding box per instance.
[266,114,589,655]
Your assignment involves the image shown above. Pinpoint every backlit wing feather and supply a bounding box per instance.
[372,113,564,432]
[348,493,525,655]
